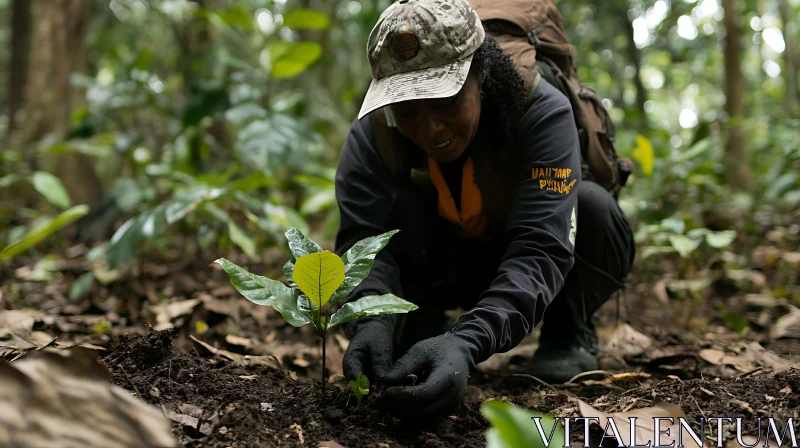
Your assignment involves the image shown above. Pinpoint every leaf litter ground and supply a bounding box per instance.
[3,232,800,447]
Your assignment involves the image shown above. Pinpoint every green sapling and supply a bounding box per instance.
[214,227,417,406]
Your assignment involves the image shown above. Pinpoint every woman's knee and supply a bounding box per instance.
[574,181,636,278]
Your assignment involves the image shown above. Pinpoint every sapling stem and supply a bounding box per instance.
[322,329,327,408]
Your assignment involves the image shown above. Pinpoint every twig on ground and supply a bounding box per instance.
[9,336,59,362]
[689,393,706,420]
[118,364,142,398]
[565,370,612,384]
[622,398,639,412]
[736,367,763,379]
[511,373,559,395]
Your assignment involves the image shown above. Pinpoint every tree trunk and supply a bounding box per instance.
[779,0,798,115]
[21,0,103,208]
[7,0,33,141]
[620,11,649,131]
[722,0,752,192]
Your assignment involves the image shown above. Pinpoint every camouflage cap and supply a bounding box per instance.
[357,0,486,120]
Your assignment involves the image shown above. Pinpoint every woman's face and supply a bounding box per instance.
[388,72,483,163]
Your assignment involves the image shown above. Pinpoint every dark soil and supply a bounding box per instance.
[103,329,800,448]
[104,329,491,448]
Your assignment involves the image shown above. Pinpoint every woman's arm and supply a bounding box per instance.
[333,116,406,306]
[451,80,583,363]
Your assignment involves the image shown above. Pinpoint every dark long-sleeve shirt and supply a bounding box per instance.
[334,79,582,364]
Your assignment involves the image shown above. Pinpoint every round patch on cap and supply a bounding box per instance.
[389,31,420,62]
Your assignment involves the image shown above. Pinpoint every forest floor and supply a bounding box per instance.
[2,227,800,447]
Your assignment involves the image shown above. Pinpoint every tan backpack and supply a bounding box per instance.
[470,0,633,196]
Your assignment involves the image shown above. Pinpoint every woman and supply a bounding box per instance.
[334,0,635,420]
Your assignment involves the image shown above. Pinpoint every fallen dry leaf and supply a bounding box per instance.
[724,269,767,291]
[770,306,800,340]
[163,407,199,429]
[604,323,652,357]
[189,336,280,369]
[178,403,204,418]
[609,372,652,385]
[199,293,240,320]
[699,342,798,373]
[318,441,346,448]
[0,347,176,447]
[293,358,311,368]
[151,299,201,331]
[577,399,701,448]
[0,309,43,335]
[728,399,755,415]
[291,423,305,444]
[743,294,785,309]
[225,334,256,349]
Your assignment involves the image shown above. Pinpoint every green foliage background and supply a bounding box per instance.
[1,0,799,276]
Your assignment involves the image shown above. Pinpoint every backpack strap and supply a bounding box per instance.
[368,108,431,187]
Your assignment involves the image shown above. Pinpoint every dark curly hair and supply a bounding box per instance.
[469,34,529,138]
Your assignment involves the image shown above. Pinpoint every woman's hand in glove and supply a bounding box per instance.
[379,332,480,420]
[342,315,396,382]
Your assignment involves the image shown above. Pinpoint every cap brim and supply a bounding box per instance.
[357,54,474,120]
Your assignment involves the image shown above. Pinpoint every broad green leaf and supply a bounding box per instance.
[285,227,322,261]
[349,372,370,403]
[685,228,709,239]
[205,203,257,258]
[107,187,223,268]
[481,400,563,448]
[215,258,311,327]
[300,189,336,215]
[328,294,417,329]
[706,230,737,249]
[631,135,654,177]
[228,221,256,258]
[224,103,267,126]
[31,171,71,209]
[235,114,323,175]
[0,205,89,261]
[69,272,95,301]
[669,235,701,258]
[640,246,676,259]
[293,251,345,308]
[106,206,167,268]
[282,9,330,29]
[271,42,322,78]
[328,230,399,306]
[659,218,685,234]
[0,174,21,188]
[165,187,225,224]
[218,5,253,31]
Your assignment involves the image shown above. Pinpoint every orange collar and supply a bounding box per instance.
[427,155,488,239]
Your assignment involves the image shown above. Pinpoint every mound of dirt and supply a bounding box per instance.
[103,329,490,448]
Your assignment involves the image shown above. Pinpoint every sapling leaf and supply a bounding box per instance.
[283,260,297,288]
[348,372,369,404]
[285,227,322,261]
[293,251,345,308]
[215,258,312,327]
[328,229,399,306]
[328,294,418,329]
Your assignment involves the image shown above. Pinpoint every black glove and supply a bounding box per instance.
[380,331,480,420]
[342,314,397,382]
